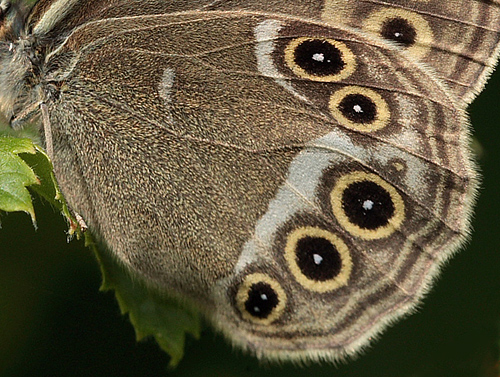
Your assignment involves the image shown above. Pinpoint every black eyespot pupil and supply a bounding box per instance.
[381,17,417,47]
[295,236,342,281]
[244,282,279,319]
[293,39,345,76]
[342,180,395,229]
[338,94,377,124]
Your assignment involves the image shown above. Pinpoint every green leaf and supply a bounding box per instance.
[0,135,81,234]
[0,136,78,233]
[0,137,39,223]
[91,236,201,367]
[19,143,77,234]
[20,145,61,209]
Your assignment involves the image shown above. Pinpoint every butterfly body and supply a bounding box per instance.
[1,0,498,362]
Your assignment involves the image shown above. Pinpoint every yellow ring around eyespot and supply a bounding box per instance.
[235,273,287,325]
[363,7,433,59]
[330,171,405,240]
[284,37,356,82]
[284,227,351,293]
[329,85,390,132]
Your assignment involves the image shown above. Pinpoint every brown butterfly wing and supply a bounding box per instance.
[39,10,476,360]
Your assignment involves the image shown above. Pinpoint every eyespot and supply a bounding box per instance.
[329,86,390,132]
[330,171,405,239]
[381,17,417,48]
[235,273,287,325]
[363,8,433,58]
[284,37,356,81]
[284,227,351,292]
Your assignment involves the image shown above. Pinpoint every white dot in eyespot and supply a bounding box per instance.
[254,306,261,313]
[363,199,374,210]
[313,253,323,265]
[260,293,268,301]
[312,52,325,62]
[353,104,363,113]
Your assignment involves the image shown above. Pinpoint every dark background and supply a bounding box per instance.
[1,21,500,377]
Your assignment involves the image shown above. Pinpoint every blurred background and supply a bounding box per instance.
[1,4,500,377]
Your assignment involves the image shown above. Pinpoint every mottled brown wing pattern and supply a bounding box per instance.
[31,9,477,360]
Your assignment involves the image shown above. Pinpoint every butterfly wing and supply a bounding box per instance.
[39,9,477,360]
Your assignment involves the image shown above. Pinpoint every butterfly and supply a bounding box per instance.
[0,0,498,362]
